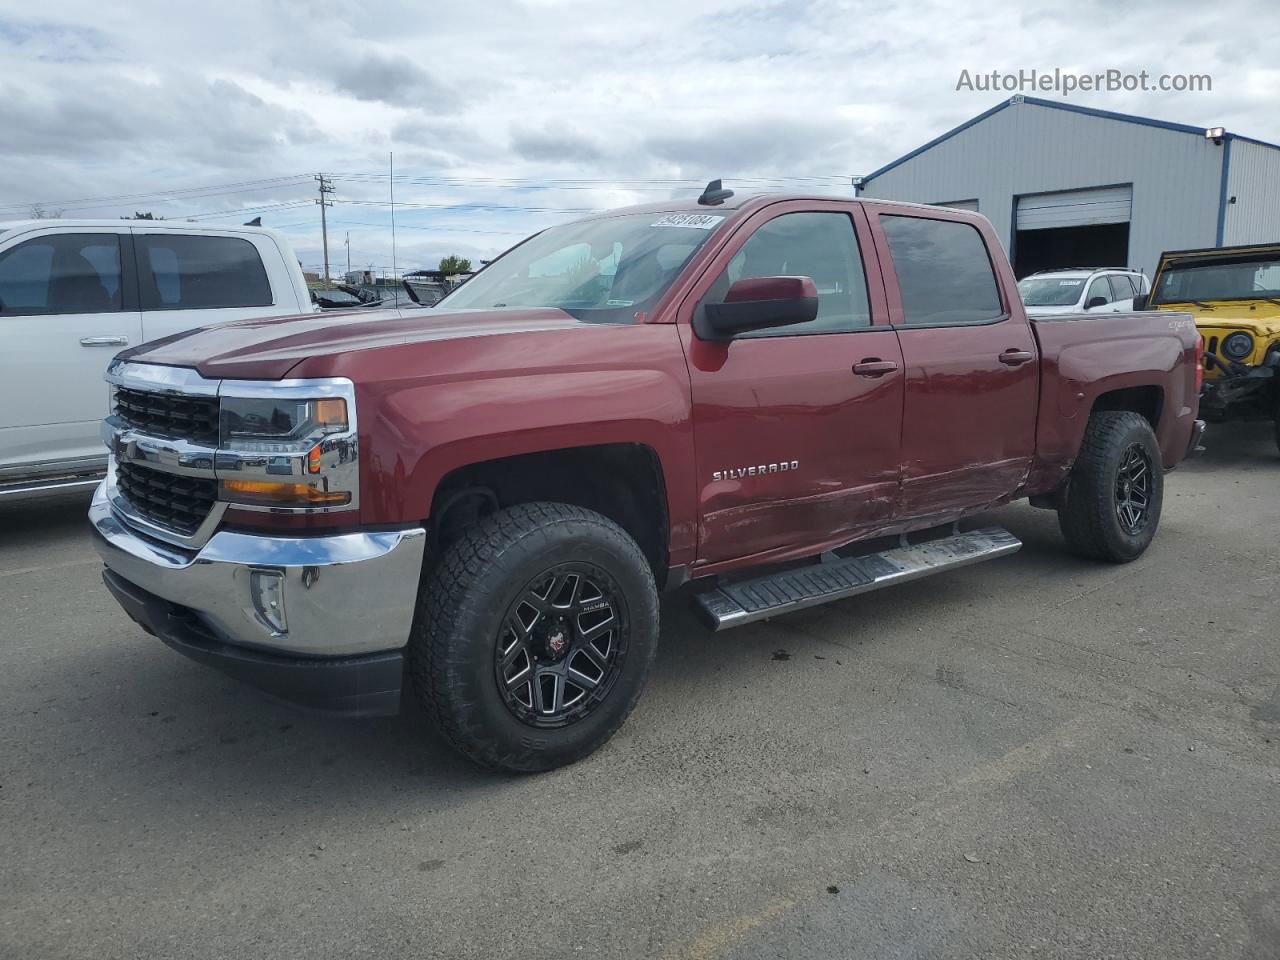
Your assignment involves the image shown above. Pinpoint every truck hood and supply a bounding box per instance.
[120,306,588,380]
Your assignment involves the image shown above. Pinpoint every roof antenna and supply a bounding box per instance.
[698,179,734,206]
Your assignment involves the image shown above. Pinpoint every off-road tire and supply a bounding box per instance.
[410,502,659,772]
[1058,411,1164,563]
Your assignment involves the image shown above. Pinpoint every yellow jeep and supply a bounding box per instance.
[1148,243,1280,451]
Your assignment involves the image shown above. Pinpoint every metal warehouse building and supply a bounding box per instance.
[855,96,1280,279]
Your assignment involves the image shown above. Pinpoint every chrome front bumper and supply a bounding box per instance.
[89,481,426,659]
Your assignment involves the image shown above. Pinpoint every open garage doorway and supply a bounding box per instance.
[1013,185,1132,278]
[1014,222,1130,277]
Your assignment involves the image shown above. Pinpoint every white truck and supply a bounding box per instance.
[0,220,316,500]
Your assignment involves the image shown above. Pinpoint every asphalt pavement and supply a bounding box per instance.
[2,422,1277,959]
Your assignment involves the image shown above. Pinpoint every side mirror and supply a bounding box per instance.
[1131,293,1148,311]
[697,276,818,340]
[1085,296,1108,310]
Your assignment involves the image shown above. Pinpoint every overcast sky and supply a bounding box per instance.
[1,0,1275,276]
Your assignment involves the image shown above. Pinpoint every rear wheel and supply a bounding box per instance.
[1058,411,1163,563]
[410,502,659,772]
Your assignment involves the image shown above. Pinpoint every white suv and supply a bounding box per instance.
[1017,268,1151,317]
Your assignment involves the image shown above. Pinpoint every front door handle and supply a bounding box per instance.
[852,359,899,377]
[998,349,1034,366]
[80,336,129,347]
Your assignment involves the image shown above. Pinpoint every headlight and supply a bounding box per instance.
[220,397,348,452]
[1222,331,1254,360]
[216,385,358,512]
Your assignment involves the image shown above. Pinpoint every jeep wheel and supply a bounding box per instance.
[411,502,659,772]
[1058,411,1164,563]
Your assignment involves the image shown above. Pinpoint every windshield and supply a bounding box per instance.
[1017,276,1086,306]
[438,211,726,322]
[1153,255,1280,304]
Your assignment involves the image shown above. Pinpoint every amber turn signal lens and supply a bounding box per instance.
[221,479,349,506]
[314,398,347,426]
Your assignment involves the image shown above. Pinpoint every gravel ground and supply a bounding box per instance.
[1,421,1277,960]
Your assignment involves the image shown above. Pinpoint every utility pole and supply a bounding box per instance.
[315,174,335,286]
[345,231,351,277]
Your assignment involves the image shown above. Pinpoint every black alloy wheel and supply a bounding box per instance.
[1058,410,1164,563]
[1113,442,1154,535]
[495,564,628,728]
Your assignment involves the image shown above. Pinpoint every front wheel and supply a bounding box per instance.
[410,502,659,772]
[1058,411,1164,563]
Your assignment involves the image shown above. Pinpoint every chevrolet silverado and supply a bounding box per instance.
[90,183,1204,771]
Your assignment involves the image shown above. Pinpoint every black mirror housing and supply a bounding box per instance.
[697,276,819,340]
[1085,296,1108,310]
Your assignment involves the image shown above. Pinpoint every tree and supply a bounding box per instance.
[29,204,64,219]
[438,254,472,275]
[122,212,164,220]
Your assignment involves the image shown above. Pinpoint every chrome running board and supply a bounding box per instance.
[693,527,1022,631]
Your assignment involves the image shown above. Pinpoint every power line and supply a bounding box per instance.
[179,200,315,221]
[332,199,595,214]
[0,174,312,215]
[327,219,529,236]
[328,173,853,186]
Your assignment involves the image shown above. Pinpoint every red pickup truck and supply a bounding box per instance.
[91,184,1204,771]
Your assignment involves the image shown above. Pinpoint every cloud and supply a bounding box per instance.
[0,0,1274,275]
[641,116,851,178]
[329,53,457,109]
[510,123,608,164]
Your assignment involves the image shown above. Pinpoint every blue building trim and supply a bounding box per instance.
[862,95,1280,186]
[1215,135,1233,246]
[861,99,1015,183]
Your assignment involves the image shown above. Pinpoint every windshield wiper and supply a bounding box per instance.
[1257,296,1280,307]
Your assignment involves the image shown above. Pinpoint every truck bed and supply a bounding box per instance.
[1027,310,1199,489]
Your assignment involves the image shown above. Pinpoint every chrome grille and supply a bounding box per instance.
[115,462,217,536]
[114,387,220,446]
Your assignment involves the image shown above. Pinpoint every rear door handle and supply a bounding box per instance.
[80,336,129,347]
[998,349,1034,366]
[852,359,899,377]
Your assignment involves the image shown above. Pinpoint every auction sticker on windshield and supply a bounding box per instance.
[652,213,724,229]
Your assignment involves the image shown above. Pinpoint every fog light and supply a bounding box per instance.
[250,570,288,634]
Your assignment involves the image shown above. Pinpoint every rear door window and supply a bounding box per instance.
[879,216,1002,326]
[1086,276,1112,305]
[0,233,122,316]
[1108,275,1136,301]
[136,234,272,310]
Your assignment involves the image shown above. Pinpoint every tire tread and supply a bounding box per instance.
[410,502,656,771]
[1058,410,1159,563]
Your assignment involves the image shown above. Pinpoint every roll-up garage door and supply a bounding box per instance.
[1015,186,1132,230]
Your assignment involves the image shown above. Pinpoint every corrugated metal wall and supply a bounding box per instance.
[860,100,1225,277]
[1223,139,1280,246]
